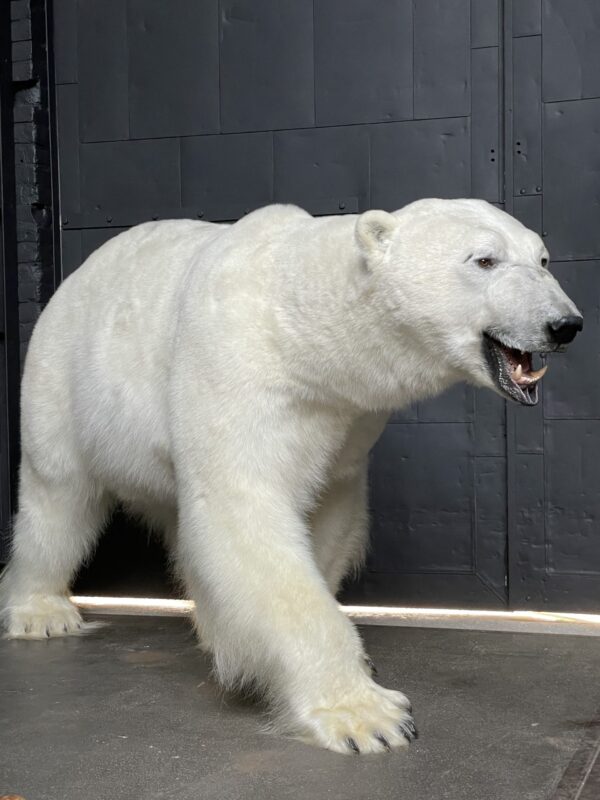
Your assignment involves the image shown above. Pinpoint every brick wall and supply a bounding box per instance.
[11,0,55,367]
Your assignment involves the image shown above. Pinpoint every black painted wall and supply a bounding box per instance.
[3,0,600,610]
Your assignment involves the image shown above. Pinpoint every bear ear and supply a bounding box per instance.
[355,210,398,260]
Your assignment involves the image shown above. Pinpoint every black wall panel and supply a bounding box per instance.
[50,0,600,611]
[513,0,541,37]
[219,0,315,133]
[369,424,475,572]
[80,138,181,216]
[60,229,82,279]
[370,117,470,210]
[78,0,129,143]
[542,0,600,102]
[473,391,506,458]
[182,133,274,218]
[471,46,501,201]
[513,194,542,237]
[471,0,499,48]
[413,0,471,120]
[474,456,507,596]
[513,36,542,197]
[273,126,369,213]
[544,262,600,419]
[545,421,600,572]
[417,384,474,424]
[53,0,77,84]
[543,98,600,261]
[128,0,220,138]
[55,84,80,219]
[314,0,413,126]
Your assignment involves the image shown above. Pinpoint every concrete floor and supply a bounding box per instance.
[1,615,599,800]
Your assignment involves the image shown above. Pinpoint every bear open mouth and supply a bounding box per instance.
[483,333,548,406]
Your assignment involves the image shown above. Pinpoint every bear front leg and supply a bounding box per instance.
[176,484,415,754]
[311,463,370,596]
[310,464,380,678]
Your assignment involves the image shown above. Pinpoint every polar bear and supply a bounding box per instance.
[0,199,582,754]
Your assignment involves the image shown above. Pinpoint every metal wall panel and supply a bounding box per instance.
[273,126,369,213]
[545,421,600,574]
[80,139,181,216]
[414,0,471,119]
[181,133,273,218]
[513,194,542,236]
[366,421,506,606]
[544,262,600,419]
[510,453,545,606]
[471,0,500,48]
[370,117,470,210]
[53,0,77,84]
[60,229,82,279]
[219,0,314,133]
[369,423,475,572]
[513,36,542,197]
[471,46,501,202]
[55,84,80,219]
[474,456,507,599]
[417,385,474,424]
[513,0,541,37]
[78,0,129,143]
[314,0,413,125]
[474,391,506,458]
[543,99,600,261]
[542,0,600,102]
[128,0,219,138]
[514,395,544,455]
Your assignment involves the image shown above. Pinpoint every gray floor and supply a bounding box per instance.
[1,615,599,800]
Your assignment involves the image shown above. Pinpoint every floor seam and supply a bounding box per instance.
[550,709,600,800]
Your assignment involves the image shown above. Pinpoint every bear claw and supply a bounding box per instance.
[399,720,418,742]
[375,733,391,751]
[346,737,360,754]
[364,655,378,677]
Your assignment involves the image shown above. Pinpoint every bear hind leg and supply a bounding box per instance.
[1,456,110,638]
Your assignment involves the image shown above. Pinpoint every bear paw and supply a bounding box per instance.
[3,594,98,639]
[299,682,416,755]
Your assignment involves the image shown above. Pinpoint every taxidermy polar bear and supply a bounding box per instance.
[1,199,582,754]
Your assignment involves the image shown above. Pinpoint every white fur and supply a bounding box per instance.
[0,199,579,754]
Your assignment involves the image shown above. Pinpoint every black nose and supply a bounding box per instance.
[548,315,583,345]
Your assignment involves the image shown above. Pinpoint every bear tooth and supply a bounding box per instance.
[529,365,548,381]
[512,364,523,381]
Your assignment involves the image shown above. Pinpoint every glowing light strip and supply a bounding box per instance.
[70,596,600,625]
[72,596,195,615]
[340,605,600,624]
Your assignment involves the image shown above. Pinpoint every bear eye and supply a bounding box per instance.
[541,257,548,267]
[477,257,495,268]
